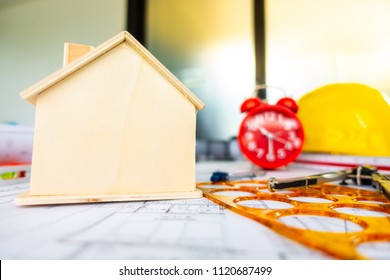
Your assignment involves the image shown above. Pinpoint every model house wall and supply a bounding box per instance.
[16,31,204,205]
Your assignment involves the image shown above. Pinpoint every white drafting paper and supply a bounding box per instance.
[0,161,389,259]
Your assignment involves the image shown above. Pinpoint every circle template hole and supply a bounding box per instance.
[356,200,387,205]
[278,215,363,233]
[333,207,390,217]
[289,197,333,203]
[357,241,390,259]
[235,183,264,188]
[212,191,255,197]
[199,184,227,189]
[236,199,293,209]
[258,188,293,194]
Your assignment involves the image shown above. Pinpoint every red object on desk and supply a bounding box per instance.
[0,162,31,185]
[238,97,304,169]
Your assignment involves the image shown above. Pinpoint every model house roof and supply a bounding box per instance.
[20,31,205,111]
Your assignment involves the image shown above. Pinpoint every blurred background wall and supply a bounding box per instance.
[0,0,126,125]
[1,0,390,142]
[146,0,254,140]
[266,0,390,104]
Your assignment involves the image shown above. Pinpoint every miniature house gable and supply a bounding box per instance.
[15,31,205,205]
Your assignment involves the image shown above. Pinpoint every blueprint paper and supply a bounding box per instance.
[0,161,388,259]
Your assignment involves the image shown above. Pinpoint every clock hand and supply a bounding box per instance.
[259,127,271,137]
[259,127,276,140]
[260,127,278,161]
[266,138,276,161]
[272,135,291,145]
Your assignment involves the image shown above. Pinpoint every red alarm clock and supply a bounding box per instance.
[238,96,304,169]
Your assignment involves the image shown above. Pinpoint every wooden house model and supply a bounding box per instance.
[15,31,205,205]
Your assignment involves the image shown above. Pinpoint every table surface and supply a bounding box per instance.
[0,160,389,260]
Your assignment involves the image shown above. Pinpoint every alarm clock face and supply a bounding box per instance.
[238,105,304,169]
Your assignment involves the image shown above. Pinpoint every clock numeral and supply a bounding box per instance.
[287,130,302,149]
[246,115,265,131]
[245,112,292,131]
[285,142,293,151]
[246,141,265,159]
[254,114,265,124]
[266,153,276,162]
[246,120,258,131]
[284,119,299,130]
[277,148,286,159]
[245,132,254,140]
[256,148,265,158]
[248,141,257,151]
[277,113,285,122]
[288,131,297,140]
[293,138,302,148]
[264,112,276,122]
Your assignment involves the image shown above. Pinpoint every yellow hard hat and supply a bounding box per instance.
[297,83,390,156]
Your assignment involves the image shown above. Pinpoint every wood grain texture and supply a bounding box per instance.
[21,31,205,111]
[15,189,203,206]
[63,43,94,66]
[18,31,204,205]
[29,42,197,197]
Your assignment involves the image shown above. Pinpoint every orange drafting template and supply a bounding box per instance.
[197,179,390,259]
